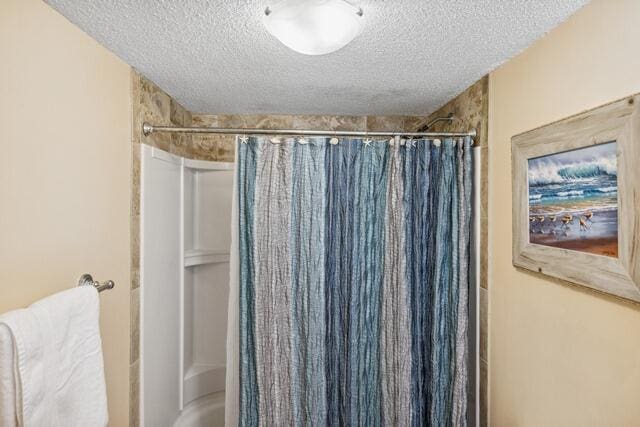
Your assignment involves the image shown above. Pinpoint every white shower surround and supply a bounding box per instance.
[141,145,233,426]
[44,0,587,116]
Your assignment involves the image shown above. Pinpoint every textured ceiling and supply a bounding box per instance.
[45,0,588,115]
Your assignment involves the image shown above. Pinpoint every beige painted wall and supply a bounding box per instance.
[488,0,640,425]
[0,0,131,425]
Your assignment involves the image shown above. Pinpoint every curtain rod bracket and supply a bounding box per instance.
[143,122,154,136]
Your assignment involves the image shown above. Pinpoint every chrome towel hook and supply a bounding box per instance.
[78,274,115,293]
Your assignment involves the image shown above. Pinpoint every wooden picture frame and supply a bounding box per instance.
[512,94,640,302]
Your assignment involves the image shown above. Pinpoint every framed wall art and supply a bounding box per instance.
[512,94,640,302]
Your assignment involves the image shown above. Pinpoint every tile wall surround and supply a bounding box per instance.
[129,70,489,426]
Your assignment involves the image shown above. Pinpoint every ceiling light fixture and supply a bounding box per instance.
[263,0,364,56]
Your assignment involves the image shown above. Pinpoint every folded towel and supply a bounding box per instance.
[0,287,108,427]
[0,323,17,426]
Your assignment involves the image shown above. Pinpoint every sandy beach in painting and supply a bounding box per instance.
[528,142,618,257]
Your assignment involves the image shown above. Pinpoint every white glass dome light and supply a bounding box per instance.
[263,0,364,56]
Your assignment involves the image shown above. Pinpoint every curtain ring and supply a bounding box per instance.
[362,131,372,147]
[329,131,339,146]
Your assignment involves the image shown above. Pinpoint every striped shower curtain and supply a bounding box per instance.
[227,136,473,427]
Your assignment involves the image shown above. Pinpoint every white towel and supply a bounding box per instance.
[0,287,108,427]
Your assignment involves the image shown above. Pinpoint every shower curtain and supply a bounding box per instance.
[226,136,473,427]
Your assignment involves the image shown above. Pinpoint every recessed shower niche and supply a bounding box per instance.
[141,145,233,427]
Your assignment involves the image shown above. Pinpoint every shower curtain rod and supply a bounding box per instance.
[142,122,477,143]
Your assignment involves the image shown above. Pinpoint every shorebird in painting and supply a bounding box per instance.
[547,214,557,234]
[579,216,590,231]
[584,211,594,222]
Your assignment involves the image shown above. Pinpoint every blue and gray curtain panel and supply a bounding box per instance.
[237,136,473,426]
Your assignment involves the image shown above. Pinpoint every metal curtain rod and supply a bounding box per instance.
[142,122,477,143]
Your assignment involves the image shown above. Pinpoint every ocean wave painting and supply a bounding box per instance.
[528,141,618,257]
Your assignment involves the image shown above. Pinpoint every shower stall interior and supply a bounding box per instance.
[141,145,233,427]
